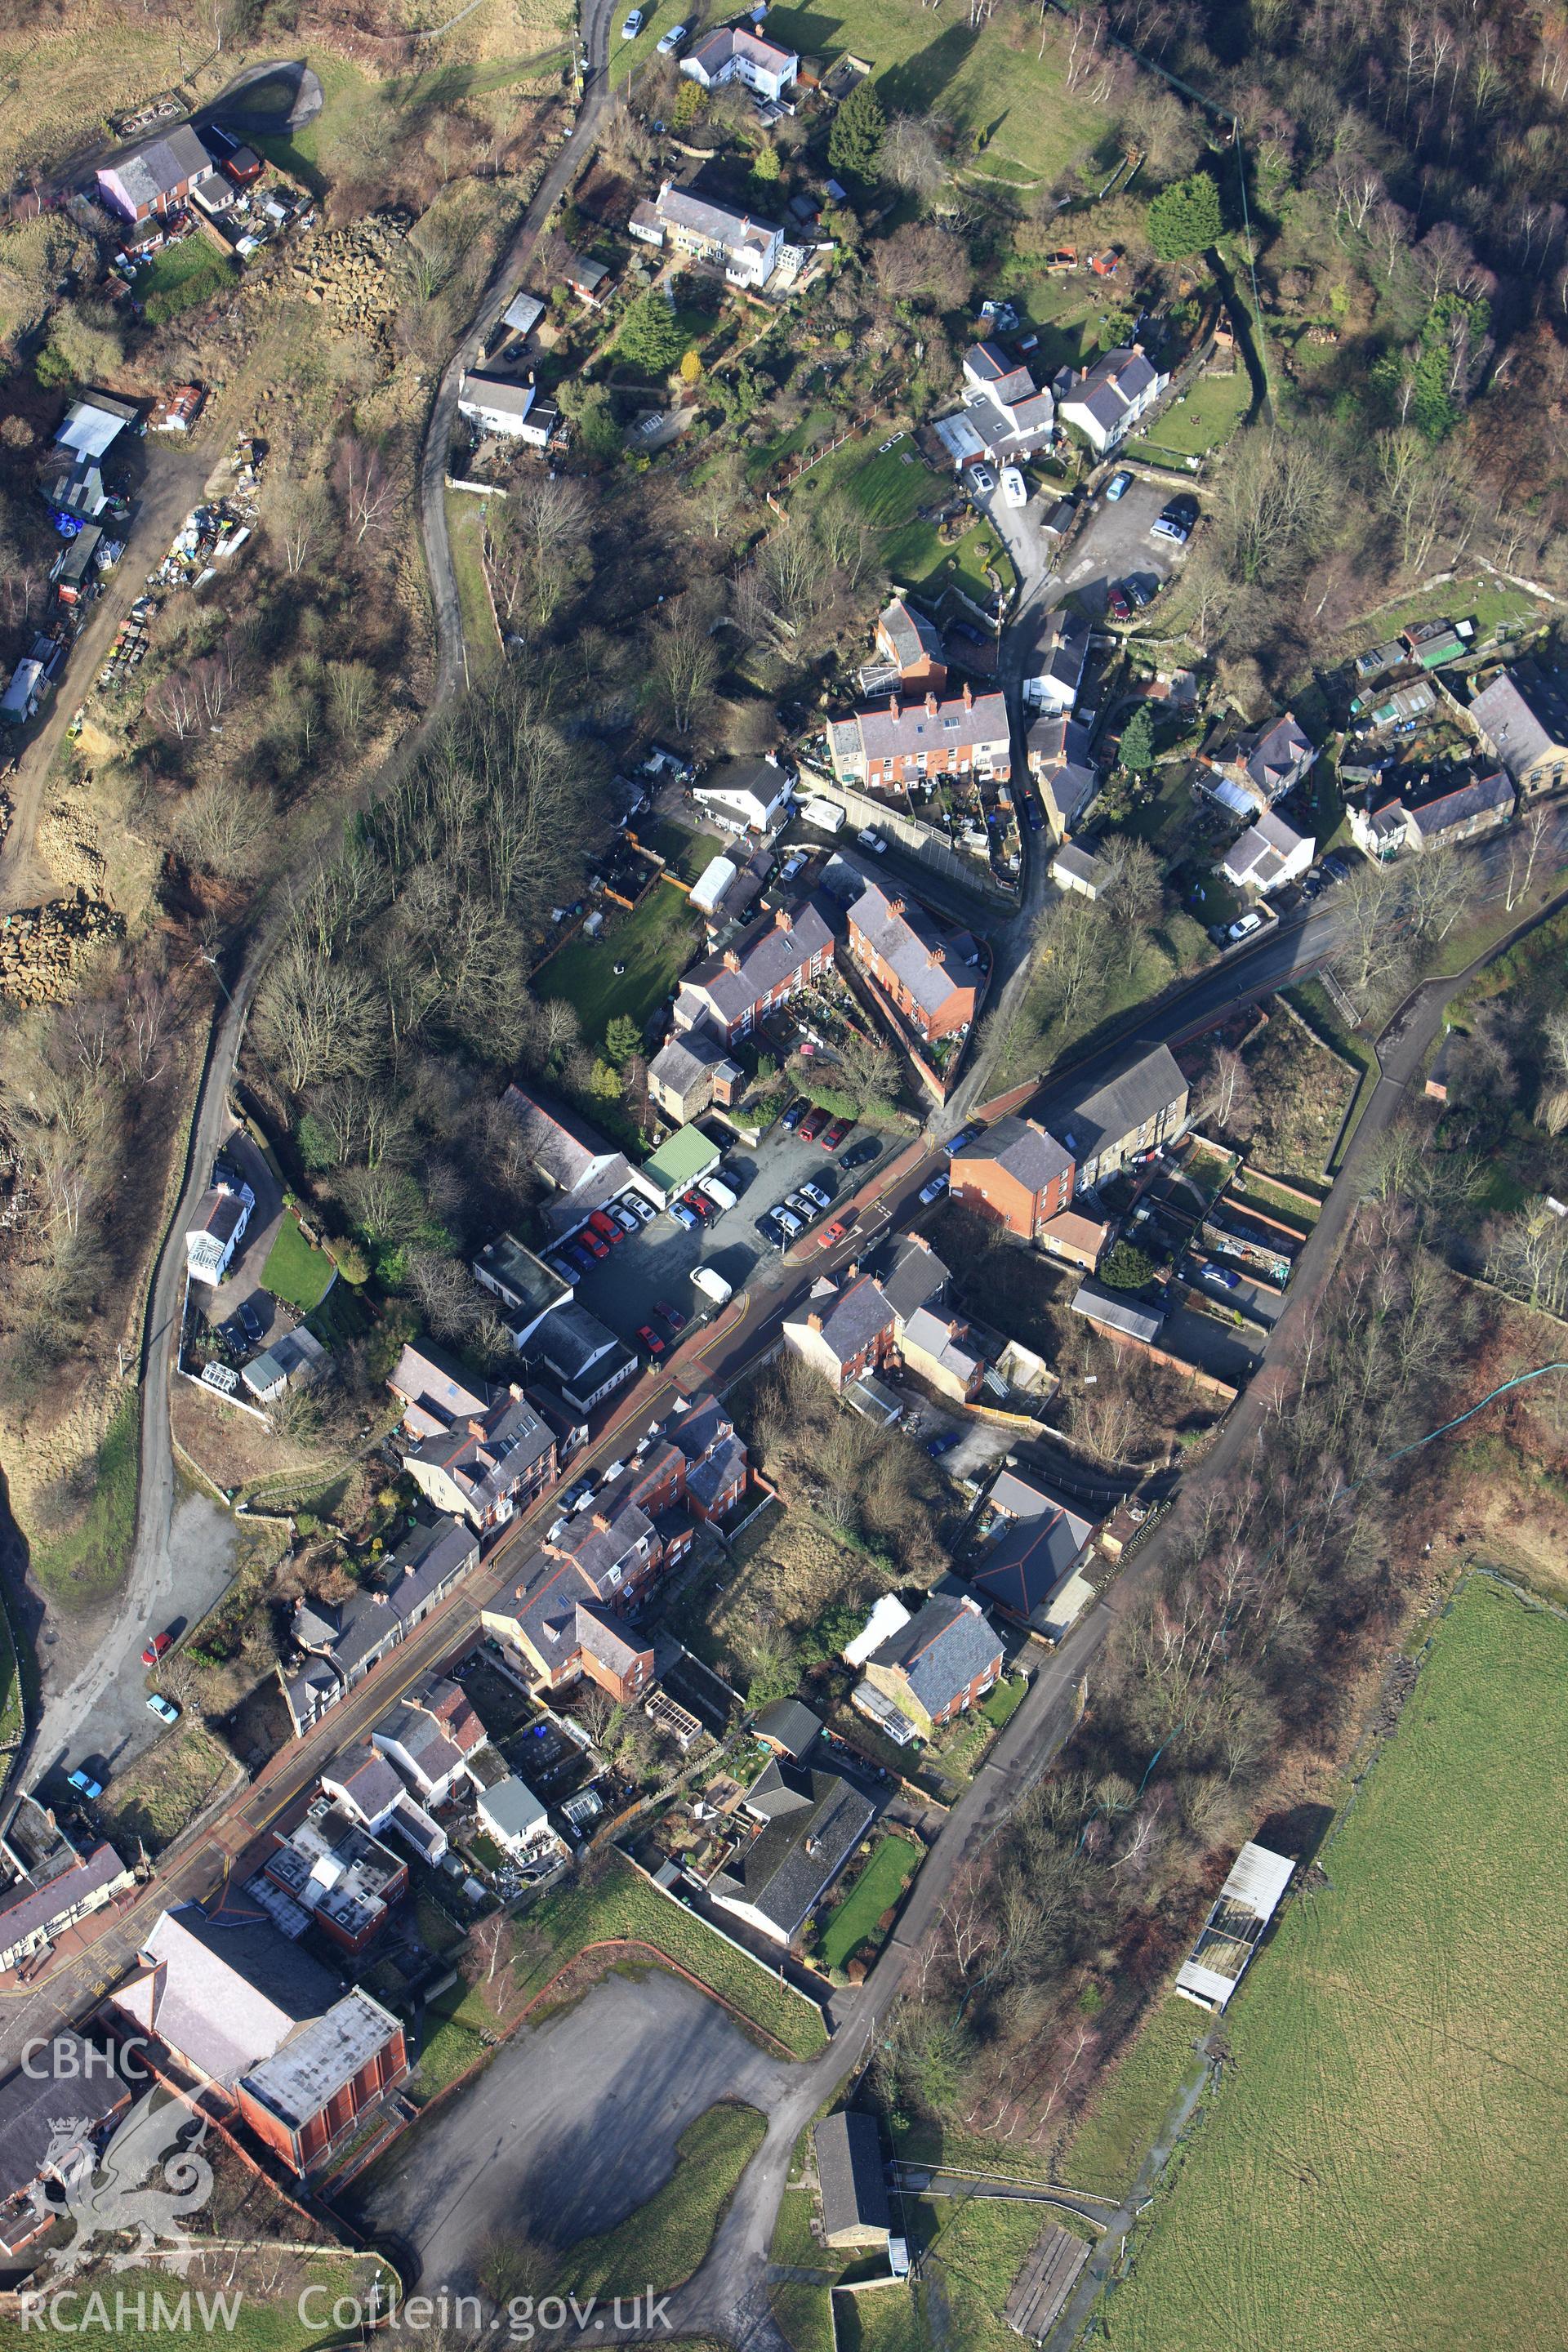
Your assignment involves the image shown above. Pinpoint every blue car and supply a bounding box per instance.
[1105,470,1133,502]
[927,1432,959,1458]
[670,1200,700,1230]
[68,1768,104,1799]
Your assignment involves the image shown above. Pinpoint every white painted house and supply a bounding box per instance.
[679,24,798,100]
[627,180,786,292]
[1055,346,1167,453]
[1220,809,1313,896]
[456,372,560,448]
[692,755,792,834]
[185,1177,254,1283]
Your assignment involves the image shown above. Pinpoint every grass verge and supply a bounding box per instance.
[444,488,503,670]
[261,1208,334,1312]
[27,1389,140,1609]
[1056,1998,1208,2200]
[555,2100,766,2296]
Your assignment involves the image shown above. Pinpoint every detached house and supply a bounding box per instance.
[783,1272,899,1391]
[1202,713,1315,816]
[970,1467,1095,1626]
[403,1383,556,1532]
[1054,345,1167,452]
[950,1116,1076,1241]
[956,341,1056,461]
[709,1758,875,1945]
[529,1301,639,1414]
[1220,808,1313,896]
[1468,662,1568,796]
[456,372,560,449]
[826,684,1011,791]
[471,1233,570,1348]
[628,180,786,291]
[185,1174,254,1284]
[96,124,215,222]
[679,24,798,100]
[673,903,835,1048]
[854,1591,1003,1742]
[648,1030,744,1124]
[1028,714,1099,837]
[845,880,979,1046]
[690,754,793,835]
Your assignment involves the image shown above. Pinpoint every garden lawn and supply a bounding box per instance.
[444,488,501,668]
[638,814,710,884]
[136,236,236,324]
[516,1853,828,2056]
[817,1833,920,1969]
[1101,1576,1568,2352]
[532,880,700,1052]
[759,0,1105,184]
[558,2102,766,2296]
[262,1209,335,1312]
[1124,363,1250,461]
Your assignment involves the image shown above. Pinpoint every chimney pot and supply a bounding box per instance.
[807,1310,823,1333]
[925,692,938,716]
[777,908,792,931]
[887,894,905,918]
[888,694,898,716]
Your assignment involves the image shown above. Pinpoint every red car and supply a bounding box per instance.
[1107,584,1132,622]
[655,1297,688,1333]
[589,1209,623,1245]
[682,1190,713,1220]
[582,1230,609,1260]
[141,1630,173,1667]
[818,1218,848,1250]
[638,1324,666,1357]
[799,1106,828,1143]
[821,1116,852,1150]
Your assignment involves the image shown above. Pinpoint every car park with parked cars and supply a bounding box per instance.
[68,1768,104,1799]
[821,1116,852,1150]
[1105,470,1133,501]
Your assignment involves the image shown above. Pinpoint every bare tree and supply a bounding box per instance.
[648,599,719,737]
[332,436,399,546]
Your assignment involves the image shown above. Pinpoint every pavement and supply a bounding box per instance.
[0,439,212,915]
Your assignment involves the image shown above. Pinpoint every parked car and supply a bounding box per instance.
[785,1191,816,1223]
[1227,910,1264,943]
[682,1189,714,1220]
[841,1137,881,1171]
[1300,872,1324,899]
[1107,584,1132,622]
[1164,494,1200,528]
[638,1323,666,1357]
[581,1229,610,1258]
[564,1479,595,1513]
[799,1106,829,1142]
[947,1120,985,1156]
[621,9,644,36]
[1323,853,1352,882]
[656,20,687,50]
[821,1116,853,1150]
[68,1769,103,1800]
[1209,1267,1241,1289]
[609,1204,640,1236]
[927,1431,960,1458]
[670,1200,699,1230]
[220,1316,246,1352]
[755,1209,787,1245]
[147,1694,180,1726]
[1104,470,1133,502]
[856,826,887,854]
[919,1171,949,1205]
[655,1297,688,1333]
[800,1179,831,1211]
[550,1254,581,1287]
[566,1240,594,1272]
[1000,466,1027,508]
[970,464,995,494]
[1151,516,1190,545]
[238,1297,266,1343]
[776,1205,804,1237]
[141,1630,173,1667]
[780,1097,808,1130]
[818,1218,848,1249]
[1126,577,1151,608]
[1026,800,1044,832]
[588,1209,621,1245]
[620,1192,656,1225]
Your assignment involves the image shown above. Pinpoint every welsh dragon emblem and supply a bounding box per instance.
[38,2092,214,2276]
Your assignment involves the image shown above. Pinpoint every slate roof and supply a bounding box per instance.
[866,1592,1001,1718]
[389,1339,491,1440]
[815,2110,891,2240]
[649,1031,728,1099]
[901,1306,983,1385]
[1061,345,1160,434]
[684,1432,747,1515]
[1402,767,1514,839]
[501,1083,617,1193]
[670,1392,733,1465]
[686,23,795,74]
[305,1516,478,1685]
[953,1114,1073,1199]
[0,1842,127,1954]
[1051,844,1109,892]
[1239,713,1315,798]
[532,1302,635,1394]
[964,340,1015,385]
[0,2037,128,2220]
[848,880,976,1019]
[1037,1043,1186,1165]
[458,372,537,421]
[1033,609,1089,700]
[680,903,834,1027]
[478,1775,548,1844]
[1223,808,1310,889]
[405,1386,555,1519]
[1470,662,1568,777]
[878,595,945,675]
[1071,1283,1165,1342]
[189,1185,247,1245]
[1028,713,1098,826]
[323,1748,408,1824]
[875,1232,949,1325]
[656,180,783,265]
[373,1703,467,1790]
[972,1469,1094,1619]
[789,1273,898,1369]
[711,1761,875,1939]
[105,124,211,209]
[753,1697,823,1757]
[472,1234,568,1321]
[834,688,1009,768]
[132,1904,341,2088]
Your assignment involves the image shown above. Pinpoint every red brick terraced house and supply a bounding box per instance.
[673,904,835,1049]
[949,1116,1076,1241]
[827,683,1011,791]
[844,880,980,1046]
[782,1273,899,1391]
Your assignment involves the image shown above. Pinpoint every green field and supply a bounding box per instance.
[1058,2000,1206,2201]
[136,235,235,324]
[817,1833,920,1969]
[444,488,502,669]
[261,1209,335,1312]
[760,0,1107,185]
[1099,1576,1568,2352]
[0,2252,399,2352]
[532,880,701,1052]
[1124,363,1250,463]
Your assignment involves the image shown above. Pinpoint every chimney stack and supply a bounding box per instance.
[807,1310,823,1334]
[724,948,742,972]
[962,680,973,710]
[887,895,906,919]
[925,692,938,717]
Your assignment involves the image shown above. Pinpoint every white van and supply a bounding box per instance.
[692,1265,733,1305]
[700,1174,737,1212]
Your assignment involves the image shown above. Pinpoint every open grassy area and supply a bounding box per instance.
[0,2250,400,2352]
[1124,363,1250,464]
[516,1852,829,2056]
[782,425,1012,606]
[444,488,503,669]
[261,1208,335,1312]
[1058,1999,1207,2200]
[557,2101,766,2296]
[637,813,711,884]
[27,1389,139,1609]
[136,235,237,325]
[532,880,702,1053]
[817,1832,920,1970]
[759,0,1107,185]
[100,1718,238,1855]
[1101,1576,1568,2352]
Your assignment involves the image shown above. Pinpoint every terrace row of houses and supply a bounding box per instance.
[950,1043,1190,1242]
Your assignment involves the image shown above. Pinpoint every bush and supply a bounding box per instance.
[1147,170,1223,261]
[1101,1241,1156,1290]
